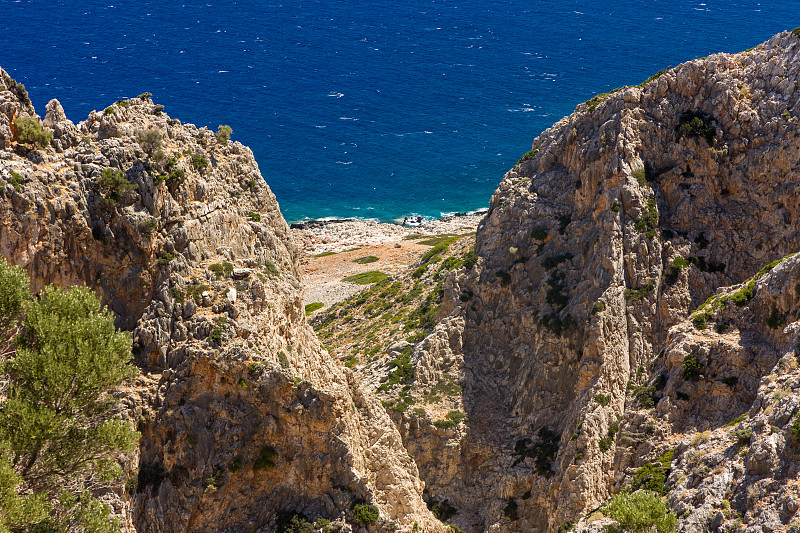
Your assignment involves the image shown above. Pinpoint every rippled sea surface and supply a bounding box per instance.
[1,0,795,222]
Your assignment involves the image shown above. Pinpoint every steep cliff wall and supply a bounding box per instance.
[399,30,800,532]
[0,67,445,532]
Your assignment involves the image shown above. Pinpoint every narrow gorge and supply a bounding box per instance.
[2,28,800,533]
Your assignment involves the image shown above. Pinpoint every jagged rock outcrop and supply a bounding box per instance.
[0,67,446,532]
[397,30,800,532]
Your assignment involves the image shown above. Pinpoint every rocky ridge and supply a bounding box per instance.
[0,67,446,532]
[348,30,800,532]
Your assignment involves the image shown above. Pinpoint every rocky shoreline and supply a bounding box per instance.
[289,209,486,256]
[291,210,486,311]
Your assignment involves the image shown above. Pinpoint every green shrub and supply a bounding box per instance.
[516,148,539,166]
[352,255,379,264]
[462,248,478,270]
[421,243,448,264]
[353,503,379,525]
[14,116,52,148]
[637,68,669,87]
[512,427,559,476]
[412,265,427,278]
[594,393,612,406]
[216,125,232,144]
[252,446,277,470]
[676,111,715,145]
[185,284,210,304]
[136,128,162,154]
[96,167,136,202]
[503,499,519,520]
[611,199,621,212]
[104,106,115,115]
[276,511,314,533]
[247,212,261,222]
[209,261,234,279]
[584,88,622,112]
[191,153,209,171]
[791,414,800,441]
[692,311,712,330]
[767,308,788,329]
[625,282,654,301]
[0,269,138,532]
[793,27,800,38]
[632,168,647,187]
[682,354,702,380]
[531,227,548,240]
[428,500,458,522]
[138,218,158,236]
[377,345,413,391]
[592,301,606,314]
[116,100,130,108]
[629,450,673,495]
[305,302,324,315]
[433,410,467,429]
[604,491,677,533]
[343,271,387,285]
[168,168,186,185]
[8,170,22,191]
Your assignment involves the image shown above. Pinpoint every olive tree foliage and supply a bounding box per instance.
[0,257,139,533]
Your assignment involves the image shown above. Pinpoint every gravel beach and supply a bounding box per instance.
[291,211,486,310]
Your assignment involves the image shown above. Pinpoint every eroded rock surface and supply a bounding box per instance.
[0,67,445,532]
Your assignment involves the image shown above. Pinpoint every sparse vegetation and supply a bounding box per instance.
[252,446,277,470]
[136,128,162,154]
[216,124,233,144]
[585,88,622,112]
[191,153,209,171]
[209,261,234,279]
[353,503,379,526]
[603,491,677,533]
[625,281,654,301]
[305,302,324,315]
[343,271,387,285]
[96,167,137,202]
[676,110,716,145]
[682,354,702,381]
[629,450,673,495]
[352,255,379,264]
[516,148,539,166]
[14,116,53,148]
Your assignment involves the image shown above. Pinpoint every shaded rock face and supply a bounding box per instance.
[0,73,445,532]
[401,31,800,532]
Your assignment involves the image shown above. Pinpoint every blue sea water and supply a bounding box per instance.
[0,1,795,223]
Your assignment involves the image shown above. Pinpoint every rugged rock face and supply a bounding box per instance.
[0,67,445,532]
[394,30,800,532]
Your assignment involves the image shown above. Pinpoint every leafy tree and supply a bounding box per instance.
[0,257,139,532]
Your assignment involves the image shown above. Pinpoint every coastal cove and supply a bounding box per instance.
[1,0,797,222]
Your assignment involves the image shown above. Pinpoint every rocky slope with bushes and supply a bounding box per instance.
[0,66,446,533]
[3,27,800,533]
[330,29,800,533]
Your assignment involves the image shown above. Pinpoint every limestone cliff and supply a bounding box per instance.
[373,30,800,532]
[0,67,446,532]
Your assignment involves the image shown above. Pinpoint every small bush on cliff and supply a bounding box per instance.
[216,125,233,144]
[14,116,52,148]
[136,128,162,155]
[676,110,716,145]
[353,503,379,525]
[604,491,677,533]
[0,258,139,533]
[96,167,136,202]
